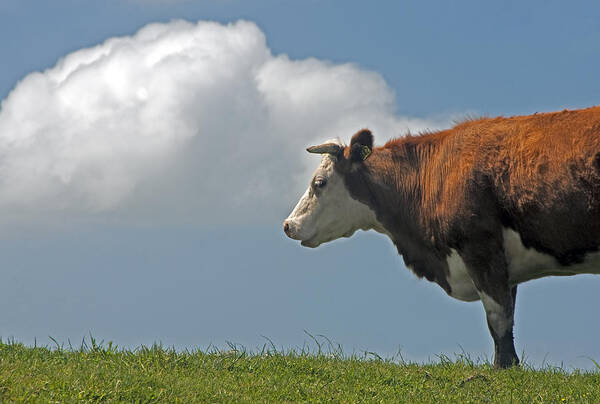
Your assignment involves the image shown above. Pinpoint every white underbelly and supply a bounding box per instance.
[445,228,600,302]
[503,229,600,282]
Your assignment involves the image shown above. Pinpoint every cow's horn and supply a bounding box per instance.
[306,143,343,155]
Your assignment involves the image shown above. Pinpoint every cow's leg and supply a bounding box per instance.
[462,242,519,369]
[478,286,519,368]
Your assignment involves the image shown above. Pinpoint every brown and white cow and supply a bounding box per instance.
[283,106,600,368]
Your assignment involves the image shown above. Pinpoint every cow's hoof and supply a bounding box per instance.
[493,354,520,369]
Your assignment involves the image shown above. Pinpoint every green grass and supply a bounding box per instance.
[1,337,599,403]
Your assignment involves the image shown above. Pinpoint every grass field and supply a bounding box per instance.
[1,337,599,403]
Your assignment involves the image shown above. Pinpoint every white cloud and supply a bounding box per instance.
[0,20,447,227]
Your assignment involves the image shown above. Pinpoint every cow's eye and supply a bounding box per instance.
[314,177,327,188]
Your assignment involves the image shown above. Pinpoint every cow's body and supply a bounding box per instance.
[284,106,600,368]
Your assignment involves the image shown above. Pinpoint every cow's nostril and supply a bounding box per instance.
[283,221,290,235]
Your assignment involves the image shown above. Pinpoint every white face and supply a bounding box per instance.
[283,152,379,247]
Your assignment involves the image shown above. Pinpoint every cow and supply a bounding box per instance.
[283,106,600,368]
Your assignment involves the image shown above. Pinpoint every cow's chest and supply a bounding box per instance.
[444,228,600,302]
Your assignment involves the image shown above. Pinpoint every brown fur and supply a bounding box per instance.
[334,106,600,368]
[339,106,600,280]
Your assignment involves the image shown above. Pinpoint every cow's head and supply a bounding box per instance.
[283,129,381,247]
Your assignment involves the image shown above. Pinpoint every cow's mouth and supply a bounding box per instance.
[300,238,320,248]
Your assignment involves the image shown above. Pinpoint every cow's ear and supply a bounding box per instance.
[349,129,373,162]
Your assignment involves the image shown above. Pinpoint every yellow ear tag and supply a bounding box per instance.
[360,145,372,161]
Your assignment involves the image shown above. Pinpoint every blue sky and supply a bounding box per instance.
[1,0,600,369]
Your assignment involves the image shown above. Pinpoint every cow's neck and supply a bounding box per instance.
[341,146,452,291]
